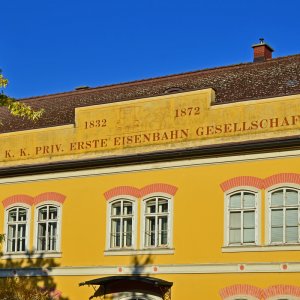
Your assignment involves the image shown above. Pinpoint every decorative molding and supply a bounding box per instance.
[2,194,34,208]
[2,262,300,277]
[104,186,140,200]
[264,173,300,188]
[104,249,175,256]
[1,148,300,185]
[220,176,263,192]
[104,184,178,200]
[221,173,300,192]
[264,285,300,299]
[2,192,66,207]
[220,285,300,300]
[219,284,263,300]
[222,245,300,252]
[1,252,62,260]
[34,192,66,205]
[140,184,178,197]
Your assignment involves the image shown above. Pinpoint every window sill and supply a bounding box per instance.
[104,248,175,256]
[222,244,300,252]
[1,252,62,259]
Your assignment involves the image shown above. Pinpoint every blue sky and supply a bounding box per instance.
[1,0,300,99]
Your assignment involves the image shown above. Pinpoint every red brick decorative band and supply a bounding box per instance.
[220,176,263,192]
[264,285,300,298]
[220,173,300,192]
[219,284,263,299]
[140,183,178,197]
[104,186,141,200]
[264,173,300,189]
[2,195,34,208]
[220,284,300,299]
[104,183,178,200]
[34,192,66,205]
[2,192,66,208]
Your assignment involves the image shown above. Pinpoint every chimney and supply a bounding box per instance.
[252,38,274,62]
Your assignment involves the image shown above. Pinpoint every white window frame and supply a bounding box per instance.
[34,201,62,253]
[4,204,31,254]
[106,196,137,251]
[141,193,174,249]
[266,184,300,245]
[224,187,260,247]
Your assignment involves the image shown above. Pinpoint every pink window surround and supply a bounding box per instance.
[219,284,263,299]
[2,192,66,208]
[34,192,66,205]
[220,173,300,192]
[220,176,263,192]
[2,195,34,208]
[264,173,300,189]
[220,284,300,299]
[140,183,178,198]
[104,186,141,200]
[104,183,178,200]
[264,285,300,299]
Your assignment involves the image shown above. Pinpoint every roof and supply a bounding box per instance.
[0,54,299,134]
[79,275,173,287]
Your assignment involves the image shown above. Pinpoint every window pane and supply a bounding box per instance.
[229,229,241,243]
[230,212,241,228]
[271,210,283,226]
[243,193,255,208]
[18,224,26,238]
[145,217,156,246]
[286,189,298,205]
[111,218,121,247]
[123,201,132,215]
[123,218,132,247]
[158,199,168,213]
[17,238,23,252]
[111,219,120,234]
[38,236,46,251]
[146,200,156,214]
[271,227,283,243]
[286,226,298,243]
[271,190,284,206]
[159,231,168,245]
[159,216,168,231]
[48,222,57,238]
[7,225,16,252]
[158,216,168,245]
[8,209,17,222]
[243,211,255,228]
[37,223,47,250]
[18,208,27,221]
[49,206,58,220]
[244,228,255,243]
[48,236,57,251]
[112,202,121,216]
[229,194,241,208]
[38,207,48,221]
[286,209,298,226]
[8,225,16,239]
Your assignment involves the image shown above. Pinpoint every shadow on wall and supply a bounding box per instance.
[0,246,69,300]
[87,254,168,300]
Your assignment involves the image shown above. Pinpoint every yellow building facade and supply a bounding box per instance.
[1,47,300,299]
